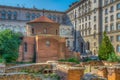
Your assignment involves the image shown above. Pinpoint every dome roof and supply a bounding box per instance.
[27,16,56,24]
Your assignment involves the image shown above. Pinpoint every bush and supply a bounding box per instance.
[58,57,80,64]
[0,58,5,63]
[107,52,118,62]
[67,57,80,64]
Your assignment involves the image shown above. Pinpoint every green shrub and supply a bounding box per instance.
[107,52,119,62]
[58,59,67,62]
[0,58,5,63]
[67,57,80,64]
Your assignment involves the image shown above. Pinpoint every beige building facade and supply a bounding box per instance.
[66,0,120,55]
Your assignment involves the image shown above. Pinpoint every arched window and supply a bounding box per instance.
[86,42,90,50]
[13,11,17,20]
[56,30,58,35]
[81,42,84,53]
[31,28,34,34]
[1,10,6,19]
[26,12,31,20]
[94,32,96,39]
[117,3,120,10]
[117,13,120,19]
[24,42,27,52]
[7,11,12,20]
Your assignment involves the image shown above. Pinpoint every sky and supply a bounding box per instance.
[0,0,79,12]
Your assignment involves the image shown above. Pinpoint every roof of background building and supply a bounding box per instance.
[27,16,56,24]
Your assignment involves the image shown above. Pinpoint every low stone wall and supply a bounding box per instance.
[56,64,84,80]
[0,73,41,80]
[5,63,52,73]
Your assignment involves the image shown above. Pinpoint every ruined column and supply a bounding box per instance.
[97,66,107,78]
[67,67,84,80]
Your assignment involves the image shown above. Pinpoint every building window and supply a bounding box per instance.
[94,42,96,47]
[110,15,114,21]
[81,42,84,53]
[32,28,34,34]
[1,10,6,19]
[110,6,114,12]
[105,25,108,32]
[24,42,27,52]
[89,30,91,34]
[85,16,87,21]
[105,17,108,23]
[117,23,120,30]
[67,41,70,47]
[86,42,90,50]
[94,16,96,21]
[94,32,96,39]
[117,13,120,19]
[117,3,120,10]
[105,9,108,15]
[56,30,58,35]
[89,15,91,20]
[13,11,17,20]
[94,0,96,3]
[7,11,12,20]
[117,35,120,41]
[26,12,31,20]
[110,36,114,42]
[110,0,114,3]
[32,13,36,20]
[117,45,120,52]
[94,24,96,30]
[110,24,114,31]
[104,0,108,5]
[89,22,91,27]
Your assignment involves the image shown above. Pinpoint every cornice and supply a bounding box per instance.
[0,5,65,14]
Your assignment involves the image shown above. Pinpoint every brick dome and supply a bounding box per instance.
[27,16,56,24]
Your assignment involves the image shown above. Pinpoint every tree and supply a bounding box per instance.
[0,29,22,63]
[98,32,115,60]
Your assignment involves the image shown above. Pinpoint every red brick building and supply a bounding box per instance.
[18,16,71,62]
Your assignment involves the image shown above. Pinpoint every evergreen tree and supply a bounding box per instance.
[98,32,115,60]
[0,30,22,63]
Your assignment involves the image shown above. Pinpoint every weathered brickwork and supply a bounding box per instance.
[18,16,71,63]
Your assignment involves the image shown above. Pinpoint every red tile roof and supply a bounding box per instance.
[28,16,56,23]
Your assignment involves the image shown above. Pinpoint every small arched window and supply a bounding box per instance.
[32,28,34,34]
[24,42,27,52]
[56,30,58,35]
